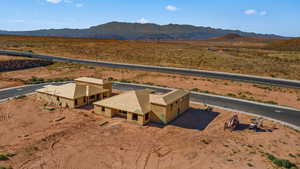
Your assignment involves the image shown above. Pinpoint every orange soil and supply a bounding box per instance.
[0,95,299,169]
[1,63,300,109]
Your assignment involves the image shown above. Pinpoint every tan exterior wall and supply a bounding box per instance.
[150,94,190,124]
[75,81,112,94]
[150,103,167,124]
[94,105,103,115]
[94,105,148,125]
[37,92,74,108]
[37,92,87,108]
[93,93,190,126]
[126,112,145,125]
[94,105,115,117]
[165,94,190,123]
[59,97,74,108]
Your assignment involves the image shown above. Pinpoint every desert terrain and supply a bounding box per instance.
[0,60,299,109]
[0,35,300,80]
[0,94,299,169]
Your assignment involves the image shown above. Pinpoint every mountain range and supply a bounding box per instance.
[0,22,284,40]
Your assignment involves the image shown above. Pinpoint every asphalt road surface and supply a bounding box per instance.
[1,82,299,129]
[1,50,300,89]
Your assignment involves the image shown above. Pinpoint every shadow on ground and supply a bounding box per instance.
[169,108,220,130]
[234,123,249,131]
[234,123,276,132]
[78,104,94,111]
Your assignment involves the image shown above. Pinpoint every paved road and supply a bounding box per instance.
[1,82,300,129]
[1,50,300,89]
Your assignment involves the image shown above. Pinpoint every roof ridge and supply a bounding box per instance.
[135,90,148,114]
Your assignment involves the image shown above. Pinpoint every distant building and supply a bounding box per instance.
[36,77,112,108]
[94,89,190,125]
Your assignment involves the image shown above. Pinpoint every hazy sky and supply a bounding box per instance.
[1,0,299,37]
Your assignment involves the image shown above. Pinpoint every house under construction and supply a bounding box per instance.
[36,77,112,108]
[36,76,190,125]
[93,89,190,125]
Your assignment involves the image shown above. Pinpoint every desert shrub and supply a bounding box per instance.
[263,100,278,105]
[247,163,254,167]
[143,82,154,85]
[0,154,9,161]
[107,77,115,81]
[267,153,276,161]
[253,84,272,91]
[46,77,71,83]
[201,139,209,144]
[200,90,210,94]
[191,88,199,92]
[120,79,131,83]
[289,153,296,158]
[26,76,45,84]
[0,166,12,169]
[266,153,297,169]
[227,93,237,97]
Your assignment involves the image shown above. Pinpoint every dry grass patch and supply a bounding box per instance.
[0,35,300,79]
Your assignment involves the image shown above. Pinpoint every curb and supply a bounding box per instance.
[114,81,300,111]
[1,50,300,88]
[191,101,300,131]
[0,92,35,103]
[1,81,299,131]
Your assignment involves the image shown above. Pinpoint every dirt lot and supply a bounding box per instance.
[1,61,300,109]
[0,35,300,80]
[0,95,299,169]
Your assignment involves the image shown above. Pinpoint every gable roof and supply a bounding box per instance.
[36,83,108,99]
[94,89,153,115]
[149,89,189,106]
[75,77,111,85]
[36,83,86,99]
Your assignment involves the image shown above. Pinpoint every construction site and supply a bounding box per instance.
[0,77,299,169]
[35,77,265,130]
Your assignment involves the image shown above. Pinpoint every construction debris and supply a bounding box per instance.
[224,113,239,131]
[249,117,264,131]
[99,120,108,126]
[54,116,65,122]
[204,105,213,112]
[44,106,55,111]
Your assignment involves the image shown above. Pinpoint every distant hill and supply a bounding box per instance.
[0,22,284,40]
[268,37,300,51]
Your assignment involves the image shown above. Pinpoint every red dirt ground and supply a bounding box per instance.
[0,94,299,169]
[1,62,299,109]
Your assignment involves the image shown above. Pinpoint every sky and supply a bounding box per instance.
[1,0,299,37]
